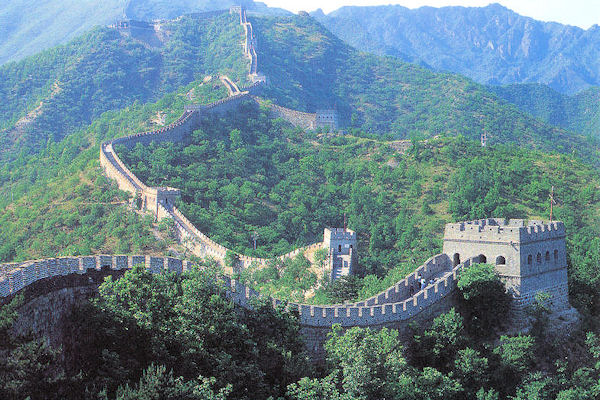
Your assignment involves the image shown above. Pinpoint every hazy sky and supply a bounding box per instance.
[261,0,600,29]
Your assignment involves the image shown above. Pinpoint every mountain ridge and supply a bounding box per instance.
[313,3,600,94]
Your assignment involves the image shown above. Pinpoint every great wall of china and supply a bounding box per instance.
[0,7,575,355]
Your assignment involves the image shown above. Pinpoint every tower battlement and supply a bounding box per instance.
[444,218,565,244]
[443,218,571,316]
[324,227,356,241]
[323,228,357,280]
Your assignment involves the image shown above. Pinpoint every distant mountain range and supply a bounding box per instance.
[0,0,285,65]
[313,3,600,94]
[1,1,599,137]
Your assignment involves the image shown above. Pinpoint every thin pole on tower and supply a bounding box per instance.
[549,186,557,222]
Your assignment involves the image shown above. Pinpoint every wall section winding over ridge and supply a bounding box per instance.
[0,253,475,330]
[100,6,320,272]
[99,92,323,272]
[0,6,482,348]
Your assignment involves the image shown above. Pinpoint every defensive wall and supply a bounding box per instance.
[100,6,341,273]
[0,218,575,356]
[443,218,571,313]
[263,102,319,131]
[0,253,477,331]
[99,91,325,272]
[1,6,577,357]
[255,100,341,131]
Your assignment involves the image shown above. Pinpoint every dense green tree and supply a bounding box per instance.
[325,325,410,399]
[111,364,231,400]
[457,263,511,335]
[412,309,467,370]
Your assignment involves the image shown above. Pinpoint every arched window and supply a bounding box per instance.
[537,253,542,264]
[338,245,341,252]
[496,256,506,265]
[554,249,559,261]
[478,254,487,263]
[453,253,461,267]
[545,251,550,262]
[527,255,532,265]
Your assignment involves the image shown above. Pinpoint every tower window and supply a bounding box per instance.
[496,256,506,265]
[537,253,542,264]
[527,255,532,265]
[545,251,550,262]
[554,250,559,261]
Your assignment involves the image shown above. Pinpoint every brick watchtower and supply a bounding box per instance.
[443,218,570,313]
[323,228,357,281]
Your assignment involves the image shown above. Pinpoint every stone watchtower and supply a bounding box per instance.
[323,228,357,281]
[315,110,339,131]
[443,219,570,314]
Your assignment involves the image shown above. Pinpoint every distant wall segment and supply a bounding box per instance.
[99,90,325,272]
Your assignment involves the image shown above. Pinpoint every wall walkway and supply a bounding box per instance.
[0,253,476,330]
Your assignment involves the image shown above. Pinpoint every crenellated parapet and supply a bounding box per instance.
[443,218,571,315]
[0,215,576,341]
[444,218,565,244]
[0,252,475,329]
[349,254,452,308]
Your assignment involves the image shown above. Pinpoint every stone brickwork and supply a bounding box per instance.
[324,228,357,280]
[315,110,339,130]
[0,252,479,365]
[0,218,576,355]
[99,10,341,274]
[263,102,318,130]
[443,218,571,314]
[0,253,477,330]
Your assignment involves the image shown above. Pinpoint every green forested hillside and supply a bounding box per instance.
[1,11,594,266]
[0,12,248,262]
[0,81,227,262]
[119,102,600,310]
[0,12,248,158]
[0,0,286,66]
[3,8,600,400]
[252,14,592,154]
[490,83,600,137]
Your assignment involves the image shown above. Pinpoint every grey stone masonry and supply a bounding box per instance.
[324,228,357,280]
[315,110,339,130]
[443,218,570,313]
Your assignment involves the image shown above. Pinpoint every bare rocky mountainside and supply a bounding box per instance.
[313,3,600,95]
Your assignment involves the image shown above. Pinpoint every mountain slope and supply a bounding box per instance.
[254,14,590,153]
[490,84,600,137]
[0,0,126,65]
[0,11,597,263]
[0,0,286,66]
[0,12,248,158]
[313,3,600,95]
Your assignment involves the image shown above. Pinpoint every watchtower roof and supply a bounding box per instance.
[324,227,356,240]
[444,218,565,244]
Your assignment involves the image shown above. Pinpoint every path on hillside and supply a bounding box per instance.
[220,75,241,96]
[102,144,143,191]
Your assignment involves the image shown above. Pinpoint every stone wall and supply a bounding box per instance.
[264,102,317,130]
[0,253,478,330]
[443,218,571,314]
